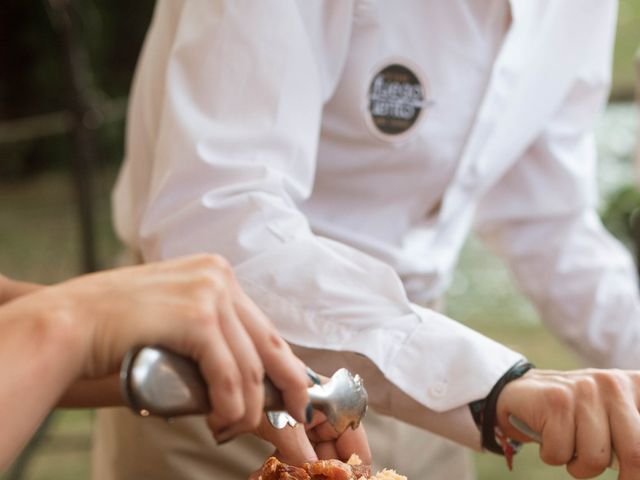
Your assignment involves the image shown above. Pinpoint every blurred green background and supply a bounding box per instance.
[0,1,639,479]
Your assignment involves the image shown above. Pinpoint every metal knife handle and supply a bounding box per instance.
[121,346,285,417]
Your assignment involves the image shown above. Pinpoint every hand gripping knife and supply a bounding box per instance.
[120,346,368,433]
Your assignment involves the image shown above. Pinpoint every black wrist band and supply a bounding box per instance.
[471,359,535,455]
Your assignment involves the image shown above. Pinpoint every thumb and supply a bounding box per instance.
[495,374,543,443]
[258,423,318,466]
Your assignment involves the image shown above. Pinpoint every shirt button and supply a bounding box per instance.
[497,66,515,83]
[429,381,447,398]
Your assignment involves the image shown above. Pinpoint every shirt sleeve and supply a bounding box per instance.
[475,18,640,369]
[124,0,523,428]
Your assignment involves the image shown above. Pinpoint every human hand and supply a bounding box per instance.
[497,368,640,479]
[249,410,371,479]
[49,254,310,441]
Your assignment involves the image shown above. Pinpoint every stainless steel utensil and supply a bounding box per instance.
[120,346,367,433]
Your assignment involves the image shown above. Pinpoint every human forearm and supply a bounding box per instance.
[0,274,41,305]
[58,375,122,408]
[0,289,85,469]
[291,344,483,451]
[0,277,125,412]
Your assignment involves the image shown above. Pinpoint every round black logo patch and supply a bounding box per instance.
[367,63,426,139]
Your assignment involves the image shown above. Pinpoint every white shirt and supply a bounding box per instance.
[114,0,633,445]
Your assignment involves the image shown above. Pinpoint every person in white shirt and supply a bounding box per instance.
[0,254,373,470]
[98,1,640,479]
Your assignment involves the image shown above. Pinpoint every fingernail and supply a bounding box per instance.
[214,427,236,445]
[305,402,314,423]
[213,426,230,438]
[216,435,235,446]
[306,367,321,385]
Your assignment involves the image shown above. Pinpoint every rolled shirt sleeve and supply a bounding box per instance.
[476,21,640,370]
[116,0,523,436]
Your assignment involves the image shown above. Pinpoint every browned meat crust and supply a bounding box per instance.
[259,457,372,480]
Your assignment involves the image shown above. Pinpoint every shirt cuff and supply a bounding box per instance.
[385,304,525,412]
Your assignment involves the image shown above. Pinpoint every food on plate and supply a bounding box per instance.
[257,454,407,480]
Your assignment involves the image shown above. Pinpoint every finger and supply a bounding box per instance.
[495,375,542,443]
[305,410,329,435]
[305,414,371,464]
[310,421,371,463]
[538,386,576,466]
[315,441,339,460]
[258,419,317,465]
[211,298,265,442]
[308,418,339,443]
[233,293,309,422]
[609,389,640,480]
[566,382,610,479]
[335,425,371,464]
[194,315,245,434]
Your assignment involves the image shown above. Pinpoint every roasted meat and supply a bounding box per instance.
[305,459,371,480]
[259,457,310,480]
[257,456,402,480]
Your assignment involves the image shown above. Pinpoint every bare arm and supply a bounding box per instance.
[0,274,40,304]
[57,376,122,408]
[0,288,86,468]
[0,274,123,410]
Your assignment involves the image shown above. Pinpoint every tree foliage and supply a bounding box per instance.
[0,0,154,178]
